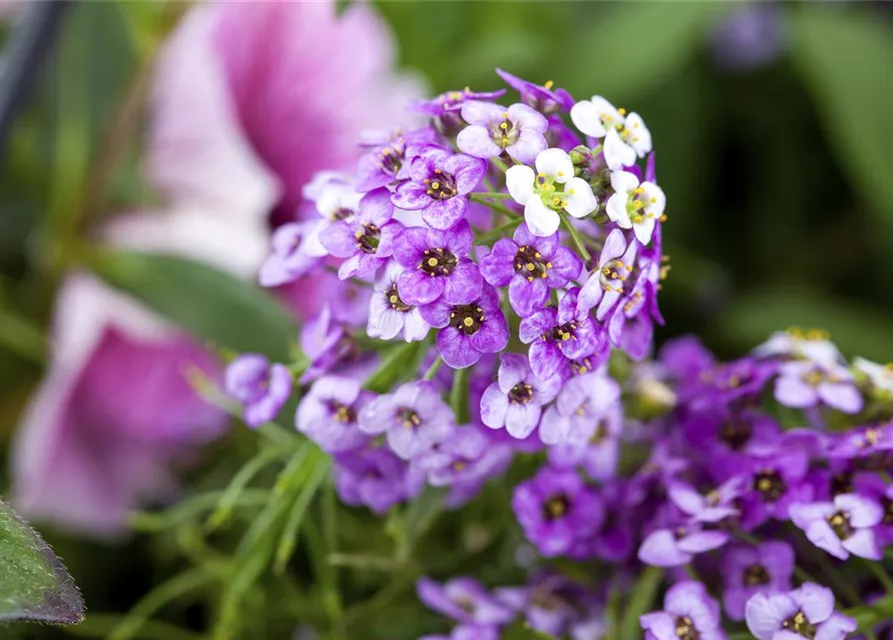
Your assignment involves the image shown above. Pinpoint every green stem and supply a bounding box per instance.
[423,356,443,380]
[490,157,509,173]
[864,559,893,595]
[0,305,47,364]
[476,219,524,246]
[468,194,517,218]
[561,216,591,262]
[467,192,512,199]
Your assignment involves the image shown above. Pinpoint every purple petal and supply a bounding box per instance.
[638,529,690,567]
[392,226,429,267]
[479,239,518,287]
[469,314,509,354]
[509,276,549,318]
[456,125,501,159]
[775,376,818,408]
[677,529,728,553]
[818,382,862,413]
[792,583,835,623]
[529,341,564,380]
[442,261,484,305]
[423,197,467,231]
[437,329,482,369]
[508,128,547,164]
[519,309,557,344]
[505,403,542,439]
[398,269,446,306]
[449,155,488,195]
[392,180,432,211]
[480,384,509,429]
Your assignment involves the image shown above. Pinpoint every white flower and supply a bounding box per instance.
[753,330,841,365]
[605,170,665,244]
[505,148,598,237]
[570,95,652,170]
[367,262,428,343]
[853,358,893,394]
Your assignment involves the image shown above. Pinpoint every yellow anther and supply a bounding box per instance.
[545,262,552,268]
[557,171,564,177]
[568,189,575,195]
[632,199,643,208]
[525,263,535,271]
[423,178,430,184]
[618,107,627,116]
[544,80,554,90]
[552,197,561,206]
[499,122,508,130]
[434,168,442,174]
[355,230,363,238]
[503,111,509,118]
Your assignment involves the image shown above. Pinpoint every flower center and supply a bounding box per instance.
[753,469,786,502]
[423,170,457,200]
[883,497,893,526]
[720,418,752,451]
[827,510,854,540]
[545,322,579,344]
[781,611,817,639]
[332,207,355,222]
[419,247,458,277]
[831,471,854,497]
[330,403,356,423]
[449,304,485,336]
[599,257,634,294]
[743,563,770,587]
[862,428,881,448]
[452,594,476,615]
[589,420,609,444]
[513,245,551,282]
[570,356,596,376]
[542,494,570,521]
[378,139,406,177]
[354,223,381,254]
[674,616,699,640]
[626,186,660,223]
[385,284,412,313]
[398,407,422,429]
[534,173,569,210]
[491,111,519,149]
[508,382,533,405]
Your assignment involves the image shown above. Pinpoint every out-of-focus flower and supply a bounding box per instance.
[224,354,293,428]
[745,583,855,640]
[640,581,725,640]
[710,4,786,72]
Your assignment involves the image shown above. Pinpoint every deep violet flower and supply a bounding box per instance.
[419,626,499,640]
[416,577,514,627]
[391,145,487,230]
[735,448,813,529]
[295,375,373,453]
[413,87,506,135]
[520,287,602,380]
[496,69,574,114]
[511,465,604,557]
[745,583,856,640]
[420,283,509,369]
[790,493,883,560]
[547,402,622,481]
[722,542,794,621]
[356,127,440,192]
[479,222,582,318]
[367,260,429,342]
[607,260,663,360]
[775,359,863,414]
[457,101,548,163]
[538,370,620,446]
[358,380,453,460]
[640,581,725,640]
[224,354,292,427]
[480,353,561,439]
[638,518,729,568]
[333,445,423,514]
[392,220,482,306]
[576,228,638,319]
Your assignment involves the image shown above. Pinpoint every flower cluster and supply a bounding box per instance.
[223,72,890,639]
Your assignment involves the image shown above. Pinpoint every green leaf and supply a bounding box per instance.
[568,3,728,101]
[715,288,893,361]
[363,341,425,393]
[619,566,663,640]
[0,499,85,624]
[90,249,296,360]
[450,367,470,424]
[274,461,329,573]
[790,8,893,225]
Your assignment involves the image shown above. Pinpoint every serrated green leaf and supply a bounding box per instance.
[90,249,296,360]
[0,499,85,624]
[790,8,893,225]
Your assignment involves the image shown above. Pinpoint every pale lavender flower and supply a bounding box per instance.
[391,145,487,230]
[258,221,323,287]
[722,542,794,621]
[667,476,745,524]
[745,583,856,640]
[367,260,429,342]
[417,576,514,626]
[295,375,373,453]
[225,354,293,428]
[480,354,561,439]
[358,380,453,460]
[299,303,356,383]
[547,403,622,481]
[577,228,638,319]
[457,102,548,163]
[357,127,440,192]
[413,87,506,135]
[775,360,863,414]
[640,580,725,640]
[638,519,729,568]
[790,493,883,560]
[496,69,574,114]
[538,370,620,446]
[333,445,423,513]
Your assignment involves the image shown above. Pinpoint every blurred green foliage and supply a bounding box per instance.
[0,1,891,639]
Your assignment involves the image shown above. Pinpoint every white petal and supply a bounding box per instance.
[603,128,636,170]
[570,100,606,138]
[535,148,574,183]
[505,165,535,205]
[625,112,652,156]
[589,96,623,125]
[641,181,666,217]
[524,198,560,237]
[633,216,657,245]
[610,170,640,194]
[563,177,598,218]
[606,193,631,228]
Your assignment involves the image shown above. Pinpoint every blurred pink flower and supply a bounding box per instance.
[11,0,421,536]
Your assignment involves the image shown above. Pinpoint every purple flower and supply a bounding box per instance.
[258,221,323,287]
[511,465,604,557]
[520,288,603,380]
[745,583,856,640]
[392,220,482,306]
[225,354,293,428]
[827,424,893,460]
[640,581,725,640]
[496,69,574,115]
[547,403,622,481]
[737,448,813,529]
[358,380,453,460]
[367,260,429,342]
[417,576,514,626]
[722,542,794,621]
[420,284,509,369]
[775,360,863,414]
[333,445,423,513]
[295,375,373,453]
[608,260,663,361]
[480,354,561,439]
[577,229,638,320]
[413,87,506,135]
[299,303,356,383]
[391,145,487,230]
[356,127,440,192]
[420,627,499,640]
[638,519,729,568]
[790,493,883,560]
[538,370,620,446]
[494,574,592,637]
[457,102,547,163]
[319,188,402,279]
[479,223,582,318]
[415,426,513,491]
[667,476,746,524]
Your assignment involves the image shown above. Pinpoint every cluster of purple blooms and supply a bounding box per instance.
[222,71,891,639]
